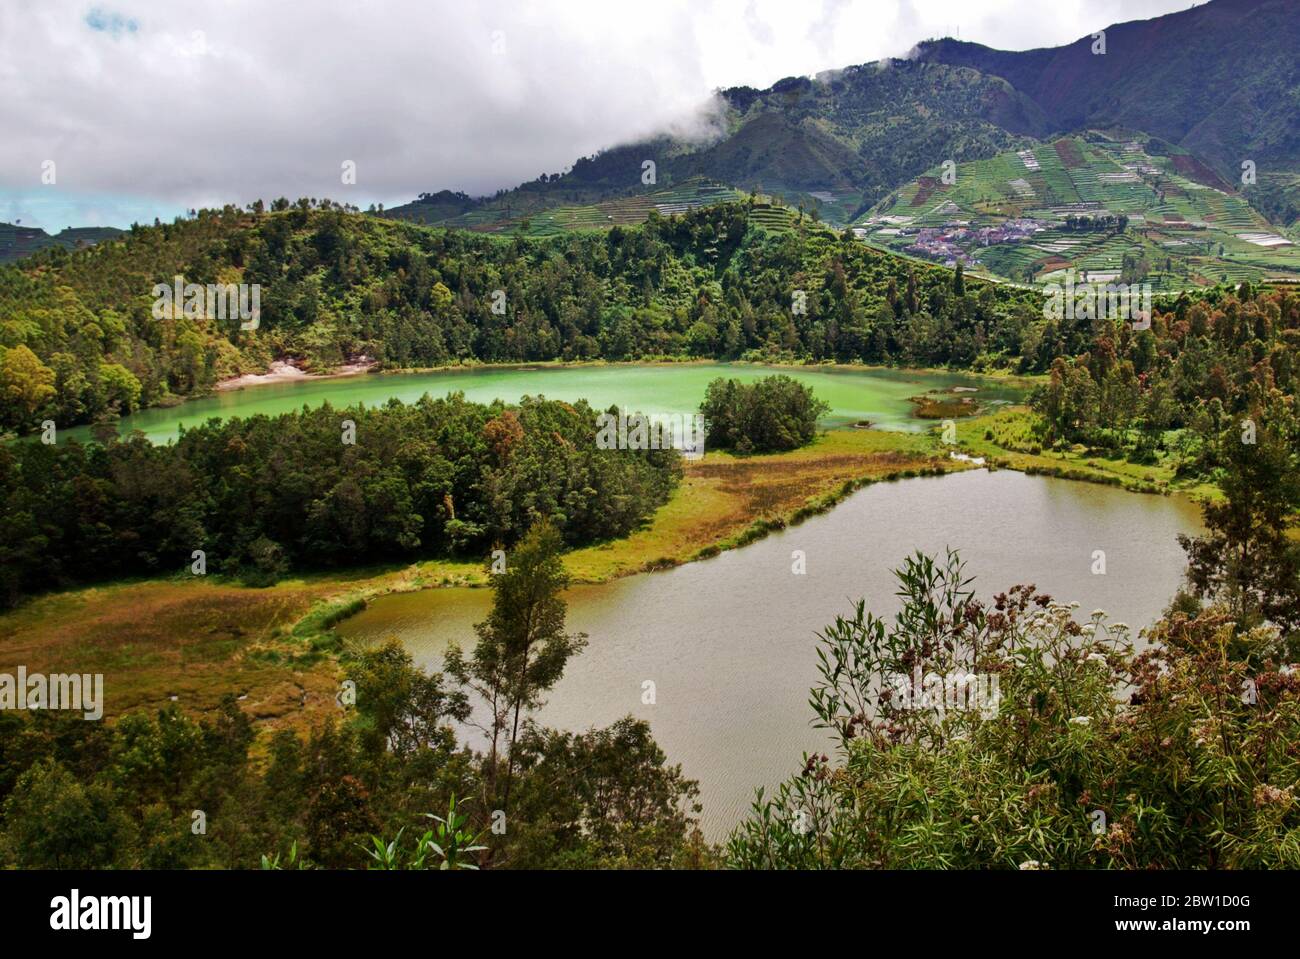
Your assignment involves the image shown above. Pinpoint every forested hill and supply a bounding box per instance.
[0,200,1048,433]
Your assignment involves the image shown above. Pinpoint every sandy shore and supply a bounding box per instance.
[216,360,375,391]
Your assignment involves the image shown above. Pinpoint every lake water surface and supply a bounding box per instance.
[339,469,1203,841]
[82,363,1025,443]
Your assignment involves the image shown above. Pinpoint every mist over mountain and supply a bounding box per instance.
[384,0,1300,234]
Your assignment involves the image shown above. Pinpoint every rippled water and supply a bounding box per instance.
[339,469,1203,842]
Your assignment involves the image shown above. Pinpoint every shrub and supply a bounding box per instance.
[699,375,829,453]
[726,551,1300,869]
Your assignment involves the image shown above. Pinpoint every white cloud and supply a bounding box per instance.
[0,0,1200,228]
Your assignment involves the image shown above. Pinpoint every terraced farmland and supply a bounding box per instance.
[858,133,1300,289]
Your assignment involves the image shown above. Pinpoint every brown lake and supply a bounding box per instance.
[339,469,1204,841]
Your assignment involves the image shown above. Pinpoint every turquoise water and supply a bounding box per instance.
[77,364,1026,443]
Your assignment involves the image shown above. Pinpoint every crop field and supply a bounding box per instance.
[858,133,1300,289]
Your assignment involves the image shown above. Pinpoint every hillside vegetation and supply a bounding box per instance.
[1,200,1048,433]
[385,59,1047,231]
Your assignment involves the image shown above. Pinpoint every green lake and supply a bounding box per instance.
[80,363,1027,443]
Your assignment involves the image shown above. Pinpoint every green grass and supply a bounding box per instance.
[946,406,1217,500]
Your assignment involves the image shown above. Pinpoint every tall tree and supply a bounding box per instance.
[445,520,586,812]
[1179,391,1300,634]
[0,345,55,428]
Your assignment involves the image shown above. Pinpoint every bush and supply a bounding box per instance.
[726,550,1300,869]
[699,375,829,453]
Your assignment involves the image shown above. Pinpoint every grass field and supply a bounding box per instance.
[0,579,345,730]
[949,406,1218,500]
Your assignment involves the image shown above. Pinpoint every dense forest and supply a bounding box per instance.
[1031,284,1300,473]
[0,200,1054,434]
[0,394,680,606]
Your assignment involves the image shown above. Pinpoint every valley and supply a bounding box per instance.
[4,0,1300,880]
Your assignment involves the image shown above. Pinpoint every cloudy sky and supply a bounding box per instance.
[0,0,1202,230]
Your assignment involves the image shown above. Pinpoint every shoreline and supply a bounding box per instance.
[210,355,1043,393]
[215,359,377,392]
[0,425,1208,729]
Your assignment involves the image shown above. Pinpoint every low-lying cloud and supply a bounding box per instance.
[0,0,1198,228]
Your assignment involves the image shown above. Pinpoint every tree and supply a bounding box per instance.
[1179,394,1300,635]
[97,362,142,414]
[506,718,705,868]
[0,345,55,428]
[445,520,587,813]
[1,760,128,868]
[1035,357,1098,445]
[351,641,469,758]
[700,375,829,453]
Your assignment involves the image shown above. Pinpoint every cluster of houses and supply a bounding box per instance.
[904,226,975,266]
[900,218,1048,267]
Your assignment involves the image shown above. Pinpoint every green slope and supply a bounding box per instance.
[384,59,1048,232]
[914,0,1300,197]
[860,132,1300,289]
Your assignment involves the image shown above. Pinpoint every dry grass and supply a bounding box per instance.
[0,579,342,730]
[564,428,953,579]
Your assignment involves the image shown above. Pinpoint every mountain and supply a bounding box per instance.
[913,0,1300,181]
[385,59,1049,231]
[0,222,123,264]
[386,0,1298,239]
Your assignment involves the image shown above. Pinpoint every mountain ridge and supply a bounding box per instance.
[913,0,1300,178]
[0,222,124,264]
